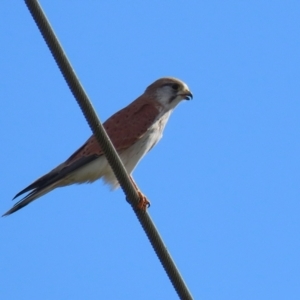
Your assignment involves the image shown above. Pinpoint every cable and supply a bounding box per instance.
[24,1,193,299]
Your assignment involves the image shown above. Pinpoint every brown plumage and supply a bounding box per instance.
[3,77,192,216]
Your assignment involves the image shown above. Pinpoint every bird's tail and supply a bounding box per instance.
[2,182,60,217]
[3,147,100,216]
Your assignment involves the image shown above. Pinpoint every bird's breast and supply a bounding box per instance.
[120,111,172,169]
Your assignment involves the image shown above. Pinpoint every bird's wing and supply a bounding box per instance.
[3,100,161,216]
[13,99,161,199]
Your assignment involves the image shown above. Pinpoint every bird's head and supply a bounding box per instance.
[145,77,193,110]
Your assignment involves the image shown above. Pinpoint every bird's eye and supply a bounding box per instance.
[171,83,179,91]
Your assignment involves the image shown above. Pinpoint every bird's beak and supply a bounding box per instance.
[179,90,193,100]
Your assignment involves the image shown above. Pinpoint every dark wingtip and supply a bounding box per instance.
[3,202,27,217]
[4,191,37,216]
[13,186,34,200]
[2,209,13,217]
[2,204,21,216]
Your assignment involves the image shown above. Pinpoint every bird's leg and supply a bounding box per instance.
[129,176,150,211]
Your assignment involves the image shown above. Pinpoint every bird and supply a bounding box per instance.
[3,77,192,216]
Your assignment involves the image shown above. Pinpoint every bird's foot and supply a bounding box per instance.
[136,190,151,211]
[129,175,150,211]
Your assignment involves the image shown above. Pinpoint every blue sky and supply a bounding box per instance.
[1,1,300,299]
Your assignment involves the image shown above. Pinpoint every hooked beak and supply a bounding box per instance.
[179,90,193,100]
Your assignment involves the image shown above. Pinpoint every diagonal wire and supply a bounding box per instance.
[24,1,193,299]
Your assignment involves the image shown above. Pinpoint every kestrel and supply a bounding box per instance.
[3,77,192,216]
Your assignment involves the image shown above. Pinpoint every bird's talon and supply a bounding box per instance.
[136,192,150,212]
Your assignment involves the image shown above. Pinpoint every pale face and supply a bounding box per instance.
[148,78,193,110]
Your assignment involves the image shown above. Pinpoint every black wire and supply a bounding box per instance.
[24,1,193,299]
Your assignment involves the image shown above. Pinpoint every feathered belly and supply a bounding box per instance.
[71,113,170,189]
[102,121,165,188]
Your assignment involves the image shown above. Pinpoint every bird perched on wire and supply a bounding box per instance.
[3,77,193,216]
